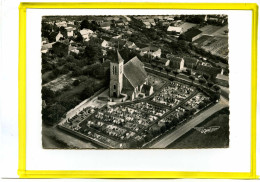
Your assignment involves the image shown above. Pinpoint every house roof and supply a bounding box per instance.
[80,29,93,35]
[183,57,198,64]
[140,46,159,52]
[143,22,151,26]
[100,22,111,27]
[160,58,169,64]
[123,56,147,88]
[65,27,74,32]
[170,57,183,63]
[216,74,228,81]
[41,42,54,50]
[167,26,182,32]
[184,28,202,39]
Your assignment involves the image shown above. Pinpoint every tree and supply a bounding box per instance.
[74,31,83,42]
[165,67,171,75]
[43,104,66,125]
[73,79,80,86]
[186,68,191,75]
[80,85,94,100]
[84,42,102,64]
[59,26,68,39]
[172,69,179,77]
[52,42,69,57]
[213,85,221,92]
[42,87,55,100]
[198,78,206,85]
[158,65,163,72]
[189,75,195,84]
[203,73,210,80]
[207,81,214,88]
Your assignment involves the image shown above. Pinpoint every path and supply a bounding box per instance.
[149,96,228,148]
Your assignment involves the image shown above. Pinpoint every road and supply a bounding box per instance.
[149,96,229,148]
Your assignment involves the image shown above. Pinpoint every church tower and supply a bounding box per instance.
[110,50,124,98]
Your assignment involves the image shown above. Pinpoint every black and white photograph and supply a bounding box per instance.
[41,14,229,149]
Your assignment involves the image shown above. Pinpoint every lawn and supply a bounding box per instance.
[167,108,229,149]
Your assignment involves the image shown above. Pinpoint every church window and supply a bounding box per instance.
[115,66,117,74]
[114,85,116,89]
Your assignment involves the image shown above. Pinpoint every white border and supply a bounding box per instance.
[25,9,252,172]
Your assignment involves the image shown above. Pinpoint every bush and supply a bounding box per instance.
[73,79,80,86]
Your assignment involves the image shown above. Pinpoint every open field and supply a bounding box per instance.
[167,108,229,148]
[199,25,222,35]
[193,35,228,59]
[150,96,228,148]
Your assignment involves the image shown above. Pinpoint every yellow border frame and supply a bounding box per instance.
[18,2,258,179]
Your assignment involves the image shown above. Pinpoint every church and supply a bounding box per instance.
[109,50,153,101]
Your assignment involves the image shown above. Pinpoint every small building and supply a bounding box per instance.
[183,57,198,69]
[41,42,54,54]
[142,84,154,96]
[143,22,151,29]
[159,58,170,66]
[65,27,74,37]
[169,57,184,70]
[101,40,110,48]
[80,29,94,42]
[55,21,67,28]
[124,41,138,50]
[216,74,229,87]
[140,46,161,58]
[183,28,202,42]
[167,26,183,35]
[68,45,79,55]
[100,22,111,30]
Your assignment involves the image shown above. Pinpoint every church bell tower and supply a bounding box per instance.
[109,50,124,98]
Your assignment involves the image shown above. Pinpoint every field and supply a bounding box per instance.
[193,35,228,59]
[167,108,229,149]
[199,25,223,35]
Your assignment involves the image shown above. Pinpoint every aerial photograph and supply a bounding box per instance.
[41,15,229,149]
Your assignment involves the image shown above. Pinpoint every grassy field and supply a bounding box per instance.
[167,108,229,149]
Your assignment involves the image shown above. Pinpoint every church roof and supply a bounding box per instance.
[111,50,124,63]
[123,56,147,88]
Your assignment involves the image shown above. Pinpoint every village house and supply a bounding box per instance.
[140,46,161,58]
[167,26,183,35]
[153,58,170,67]
[183,28,202,42]
[124,41,138,50]
[101,40,111,48]
[215,72,229,87]
[41,42,54,54]
[169,57,185,70]
[55,21,67,28]
[68,45,79,55]
[100,22,111,30]
[143,22,151,29]
[65,27,74,37]
[80,29,94,42]
[183,57,198,69]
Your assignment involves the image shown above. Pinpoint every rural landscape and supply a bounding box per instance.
[41,15,229,149]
